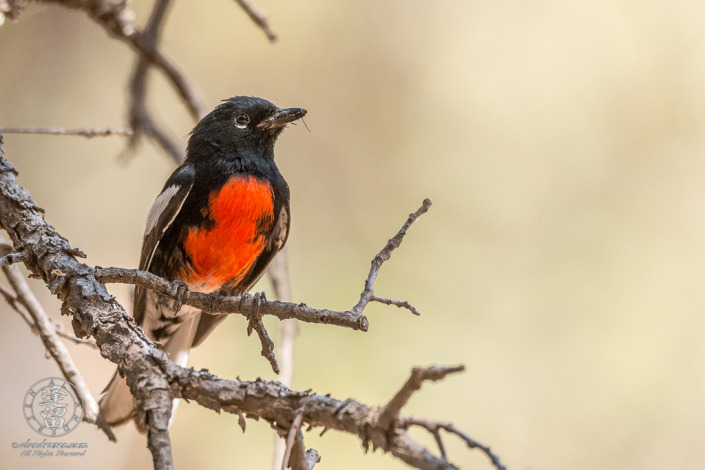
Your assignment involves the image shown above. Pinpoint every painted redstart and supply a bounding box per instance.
[99,96,306,427]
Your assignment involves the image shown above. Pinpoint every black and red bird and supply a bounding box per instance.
[100,96,306,426]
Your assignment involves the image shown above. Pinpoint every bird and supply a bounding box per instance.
[99,96,306,429]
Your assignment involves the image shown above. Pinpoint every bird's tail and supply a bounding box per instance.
[99,310,201,429]
[99,371,134,426]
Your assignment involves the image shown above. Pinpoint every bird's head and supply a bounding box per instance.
[186,96,306,161]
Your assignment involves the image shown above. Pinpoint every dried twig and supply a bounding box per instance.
[0,280,98,348]
[288,428,321,470]
[0,127,134,138]
[234,0,277,42]
[126,0,185,164]
[401,418,508,470]
[377,365,465,430]
[281,411,304,470]
[0,282,35,327]
[269,248,298,469]
[353,199,432,316]
[0,249,28,266]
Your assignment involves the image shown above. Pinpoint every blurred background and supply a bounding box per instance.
[1,1,705,469]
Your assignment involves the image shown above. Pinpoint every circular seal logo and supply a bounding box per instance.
[23,377,84,437]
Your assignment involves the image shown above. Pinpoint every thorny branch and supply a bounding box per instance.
[0,138,505,470]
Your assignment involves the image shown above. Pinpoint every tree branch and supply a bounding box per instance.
[91,200,428,374]
[92,200,428,331]
[0,137,503,469]
[94,266,370,331]
[0,238,113,440]
[163,363,473,470]
[0,137,177,466]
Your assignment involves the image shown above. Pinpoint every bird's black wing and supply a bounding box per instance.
[134,164,195,326]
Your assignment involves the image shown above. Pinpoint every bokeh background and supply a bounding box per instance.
[1,1,705,469]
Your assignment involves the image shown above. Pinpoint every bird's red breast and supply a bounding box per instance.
[181,175,274,292]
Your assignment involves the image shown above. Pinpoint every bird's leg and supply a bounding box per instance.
[246,291,266,336]
[171,278,190,315]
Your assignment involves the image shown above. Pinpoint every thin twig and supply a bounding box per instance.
[269,249,298,470]
[128,32,207,121]
[234,0,277,42]
[281,411,304,470]
[55,326,99,348]
[372,295,421,316]
[353,199,432,315]
[401,418,508,470]
[0,249,28,267]
[125,0,185,164]
[0,282,36,329]
[0,279,98,348]
[377,365,465,430]
[288,429,320,470]
[0,127,134,138]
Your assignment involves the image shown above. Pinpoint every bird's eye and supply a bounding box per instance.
[234,114,250,128]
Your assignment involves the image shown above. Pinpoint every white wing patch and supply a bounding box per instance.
[145,184,181,236]
[273,205,289,250]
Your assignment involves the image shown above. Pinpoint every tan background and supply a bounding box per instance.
[1,1,705,469]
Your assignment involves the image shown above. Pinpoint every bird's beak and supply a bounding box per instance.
[257,107,307,129]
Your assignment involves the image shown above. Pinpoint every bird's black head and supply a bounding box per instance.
[186,96,306,162]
